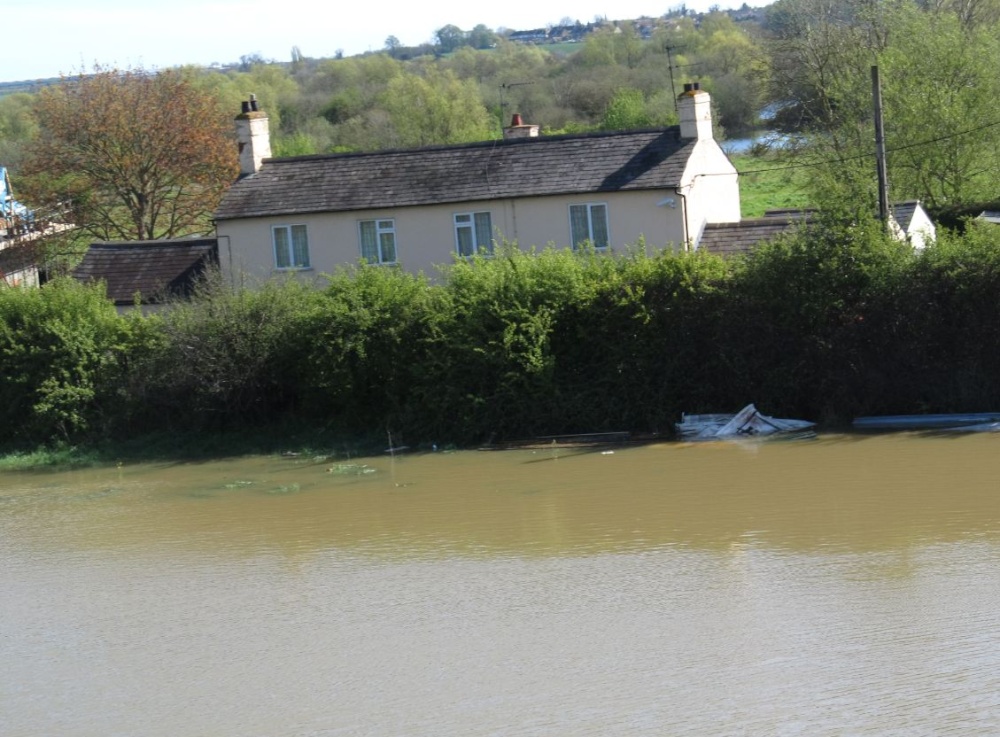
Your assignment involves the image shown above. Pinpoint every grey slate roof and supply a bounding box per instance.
[71,238,217,305]
[698,217,804,257]
[215,128,696,221]
[890,201,920,230]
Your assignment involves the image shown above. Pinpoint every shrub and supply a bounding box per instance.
[0,278,125,442]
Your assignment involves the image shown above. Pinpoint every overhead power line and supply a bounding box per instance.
[732,117,1000,177]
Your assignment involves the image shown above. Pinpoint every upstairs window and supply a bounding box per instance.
[569,203,609,250]
[454,211,494,257]
[272,224,310,269]
[359,219,397,264]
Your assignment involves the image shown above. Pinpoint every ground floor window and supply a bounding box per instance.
[359,219,397,264]
[569,203,609,250]
[454,211,493,257]
[272,224,310,269]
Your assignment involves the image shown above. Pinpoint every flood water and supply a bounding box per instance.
[4,432,1000,736]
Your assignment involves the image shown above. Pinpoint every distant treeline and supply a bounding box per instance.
[4,215,1000,451]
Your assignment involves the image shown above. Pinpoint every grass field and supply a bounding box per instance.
[730,153,813,218]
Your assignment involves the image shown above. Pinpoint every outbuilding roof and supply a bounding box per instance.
[698,217,805,257]
[71,238,218,305]
[890,201,921,230]
[215,128,696,221]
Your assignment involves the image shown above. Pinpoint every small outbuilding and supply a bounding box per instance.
[71,237,218,311]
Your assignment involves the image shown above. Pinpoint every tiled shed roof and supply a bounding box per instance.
[71,238,217,305]
[215,128,696,221]
[698,217,803,257]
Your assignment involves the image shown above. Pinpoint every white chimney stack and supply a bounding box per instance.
[235,94,271,176]
[678,82,713,141]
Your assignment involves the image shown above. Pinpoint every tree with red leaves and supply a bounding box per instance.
[22,67,238,243]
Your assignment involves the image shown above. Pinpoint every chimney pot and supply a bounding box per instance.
[241,100,251,114]
[511,113,523,126]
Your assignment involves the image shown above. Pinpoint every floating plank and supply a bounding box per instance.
[852,413,1000,430]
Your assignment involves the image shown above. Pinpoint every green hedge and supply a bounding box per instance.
[5,217,1000,448]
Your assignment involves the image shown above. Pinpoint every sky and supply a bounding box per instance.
[2,0,742,84]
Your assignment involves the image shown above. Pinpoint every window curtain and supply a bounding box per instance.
[570,205,589,248]
[590,205,609,248]
[474,212,492,254]
[274,227,291,268]
[456,223,474,256]
[379,230,396,263]
[291,225,310,267]
[359,221,378,262]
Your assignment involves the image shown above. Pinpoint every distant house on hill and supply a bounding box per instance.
[214,83,741,280]
[71,238,218,312]
[507,28,549,44]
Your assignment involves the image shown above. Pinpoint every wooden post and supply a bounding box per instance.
[871,66,890,228]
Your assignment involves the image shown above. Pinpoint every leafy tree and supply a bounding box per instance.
[880,5,1000,207]
[435,24,467,53]
[21,67,238,242]
[919,0,1000,27]
[0,92,38,169]
[575,25,647,69]
[379,68,493,147]
[601,88,653,130]
[762,0,886,134]
[468,24,499,50]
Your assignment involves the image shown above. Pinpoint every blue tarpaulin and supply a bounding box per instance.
[0,166,32,222]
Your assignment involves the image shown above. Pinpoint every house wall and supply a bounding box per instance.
[217,189,693,281]
[907,208,936,250]
[680,140,741,249]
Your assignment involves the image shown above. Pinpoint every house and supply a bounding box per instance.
[214,83,741,280]
[889,200,935,250]
[70,237,218,312]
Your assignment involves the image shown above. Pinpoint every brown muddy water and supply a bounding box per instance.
[3,432,1000,736]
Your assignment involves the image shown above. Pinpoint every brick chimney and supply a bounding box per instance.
[234,94,271,176]
[503,113,540,140]
[677,82,713,141]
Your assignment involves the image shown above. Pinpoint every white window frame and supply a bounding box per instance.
[358,218,398,265]
[569,202,610,250]
[454,211,494,257]
[272,223,310,270]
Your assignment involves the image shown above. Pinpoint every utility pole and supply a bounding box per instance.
[871,65,890,228]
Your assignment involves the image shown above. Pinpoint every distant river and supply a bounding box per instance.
[4,432,1000,736]
[722,130,794,154]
